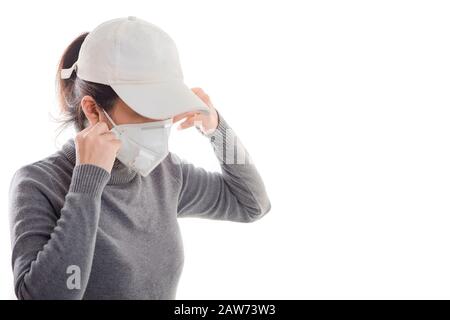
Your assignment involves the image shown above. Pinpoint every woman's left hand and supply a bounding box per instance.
[173,87,219,135]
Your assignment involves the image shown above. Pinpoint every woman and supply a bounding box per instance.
[8,17,271,300]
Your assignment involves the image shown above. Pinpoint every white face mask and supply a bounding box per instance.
[102,109,173,177]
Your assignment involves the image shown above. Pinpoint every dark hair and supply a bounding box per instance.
[56,32,119,132]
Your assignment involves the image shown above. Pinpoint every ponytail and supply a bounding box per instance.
[55,32,118,132]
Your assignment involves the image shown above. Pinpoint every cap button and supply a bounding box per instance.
[128,16,137,21]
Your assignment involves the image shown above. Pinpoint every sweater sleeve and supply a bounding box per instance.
[8,163,110,300]
[176,111,271,222]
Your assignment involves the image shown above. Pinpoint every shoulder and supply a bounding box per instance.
[159,151,212,187]
[158,151,203,185]
[157,152,184,185]
[8,157,70,237]
[9,151,73,204]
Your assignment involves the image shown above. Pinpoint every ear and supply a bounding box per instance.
[80,96,101,126]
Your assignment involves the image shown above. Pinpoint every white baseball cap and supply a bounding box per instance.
[61,16,210,119]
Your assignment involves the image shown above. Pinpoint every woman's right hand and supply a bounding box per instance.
[75,122,122,173]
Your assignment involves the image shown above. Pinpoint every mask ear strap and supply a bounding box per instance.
[102,109,117,127]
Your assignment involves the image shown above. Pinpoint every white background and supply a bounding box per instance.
[0,0,449,299]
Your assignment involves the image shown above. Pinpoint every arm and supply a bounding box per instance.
[176,111,271,222]
[8,164,110,299]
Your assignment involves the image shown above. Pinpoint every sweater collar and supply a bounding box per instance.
[61,138,138,185]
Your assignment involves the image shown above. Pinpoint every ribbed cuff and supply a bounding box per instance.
[197,110,224,137]
[69,164,111,196]
[196,111,238,164]
[196,110,229,138]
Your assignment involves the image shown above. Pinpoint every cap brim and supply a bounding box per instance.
[110,80,211,120]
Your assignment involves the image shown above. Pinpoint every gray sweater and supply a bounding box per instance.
[8,112,271,300]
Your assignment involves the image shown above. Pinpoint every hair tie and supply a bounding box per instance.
[60,61,78,79]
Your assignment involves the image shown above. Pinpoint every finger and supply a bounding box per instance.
[191,87,203,94]
[178,115,202,130]
[100,131,118,141]
[100,132,122,148]
[177,121,195,130]
[91,121,109,135]
[173,111,198,123]
[111,139,122,148]
[191,87,209,101]
[80,121,98,137]
[80,123,93,134]
[177,116,195,130]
